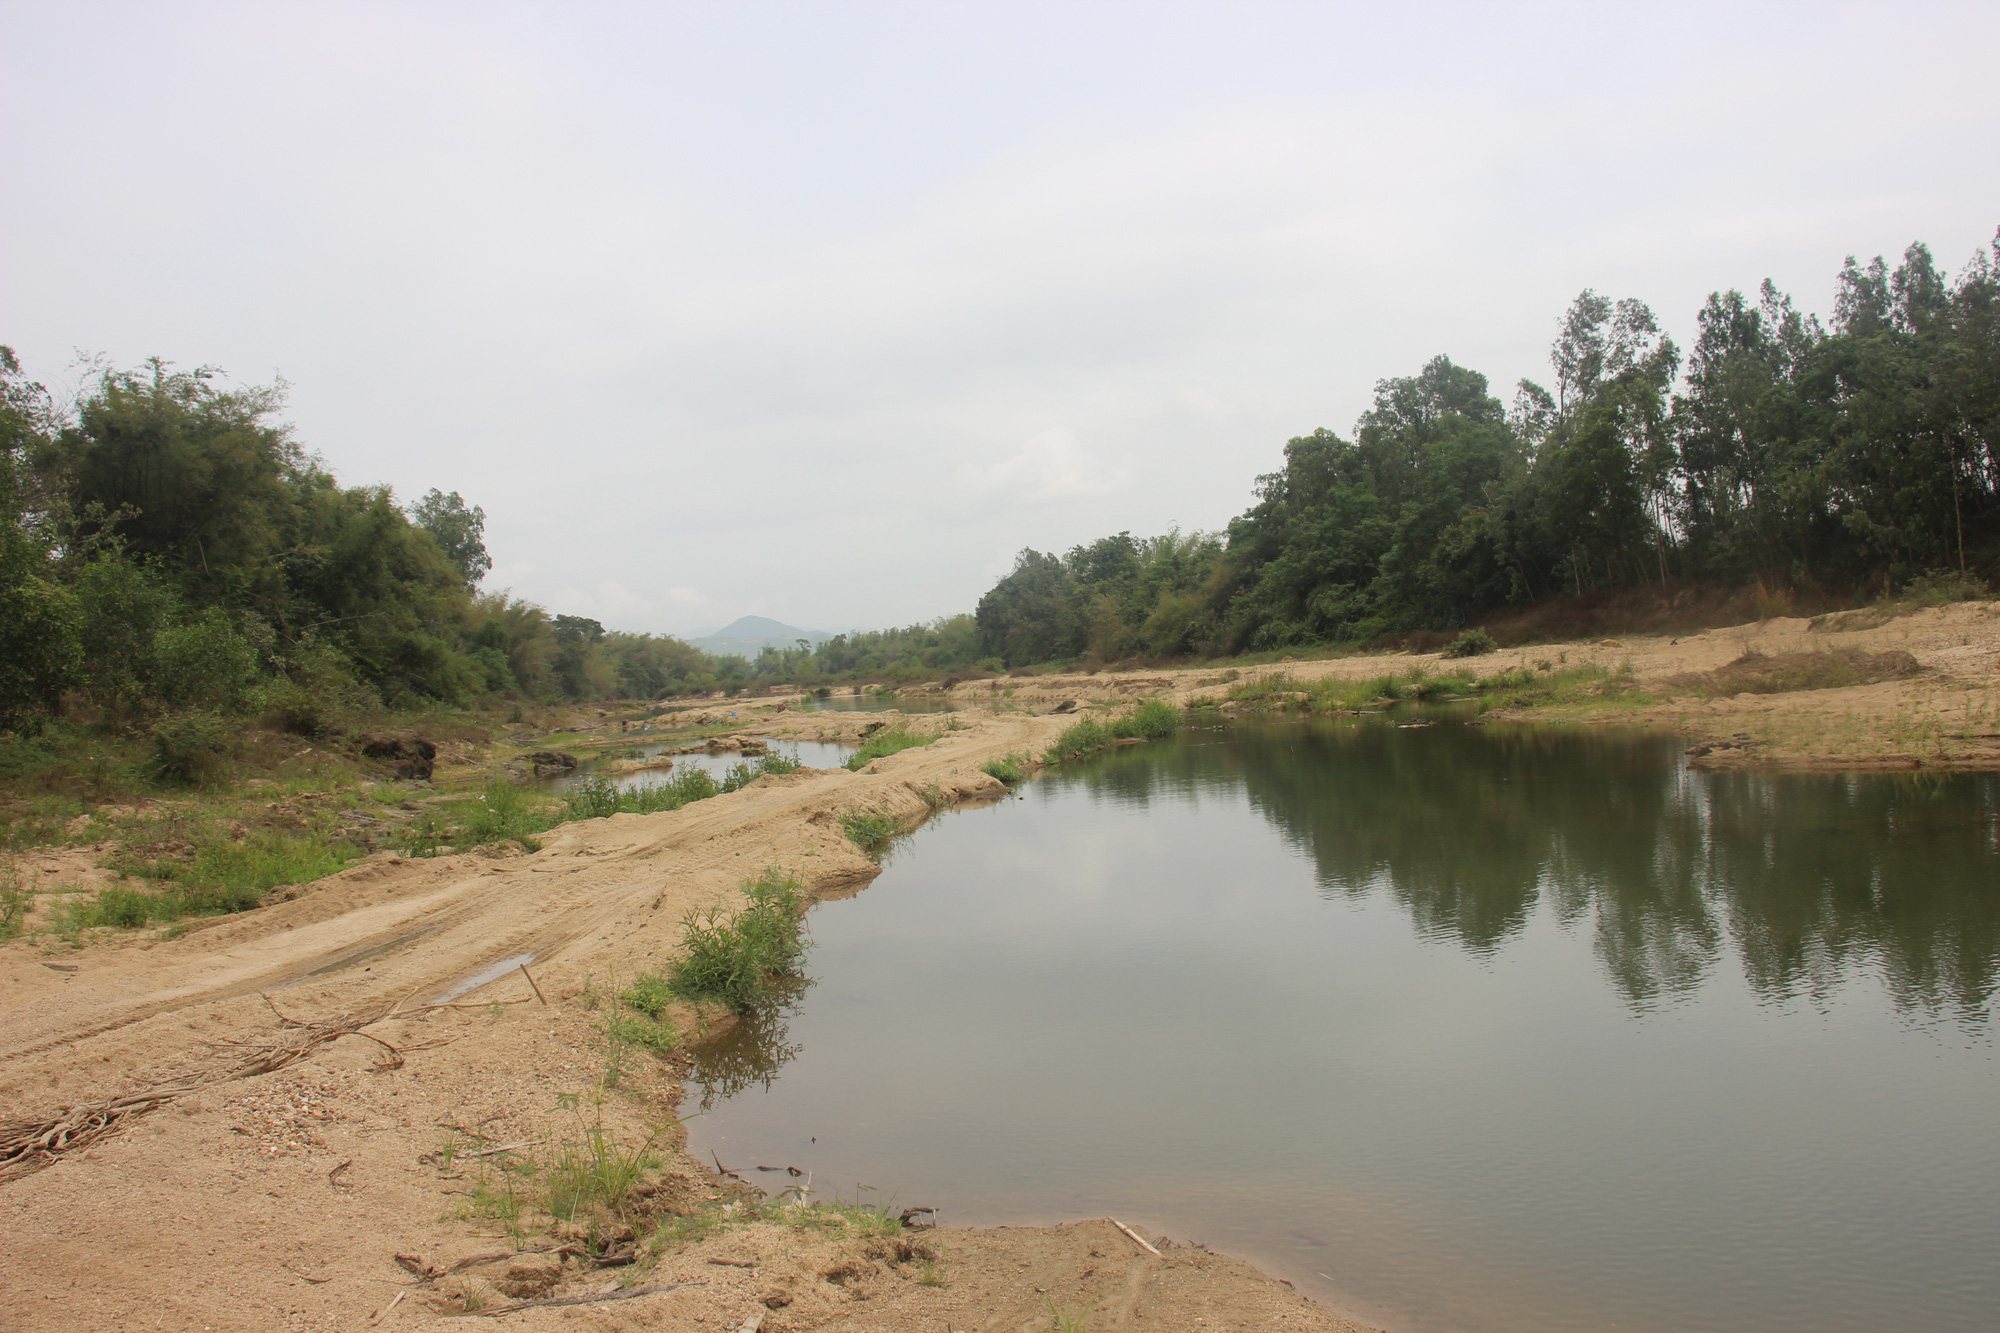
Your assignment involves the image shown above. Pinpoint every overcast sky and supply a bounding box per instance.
[5,2,1998,637]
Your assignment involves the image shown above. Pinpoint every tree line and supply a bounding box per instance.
[6,227,1995,735]
[974,232,2000,662]
[0,357,728,734]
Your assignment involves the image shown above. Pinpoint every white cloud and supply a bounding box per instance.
[958,429,1131,505]
[5,2,1999,634]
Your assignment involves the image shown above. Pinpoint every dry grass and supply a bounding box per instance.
[1661,649,1922,698]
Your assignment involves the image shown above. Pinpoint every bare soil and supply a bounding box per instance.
[4,601,1997,1332]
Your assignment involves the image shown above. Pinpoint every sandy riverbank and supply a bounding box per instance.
[4,601,1996,1332]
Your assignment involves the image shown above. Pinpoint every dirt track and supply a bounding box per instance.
[4,602,1997,1332]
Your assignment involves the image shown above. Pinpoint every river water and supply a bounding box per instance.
[686,714,2000,1333]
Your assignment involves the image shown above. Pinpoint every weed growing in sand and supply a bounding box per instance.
[1043,700,1183,765]
[1042,718,1113,764]
[916,781,950,812]
[605,1009,679,1055]
[631,869,809,1013]
[543,1108,664,1225]
[112,830,359,917]
[1048,1300,1095,1332]
[843,726,935,771]
[981,751,1030,785]
[839,807,900,857]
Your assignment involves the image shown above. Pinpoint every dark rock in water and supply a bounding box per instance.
[528,750,578,775]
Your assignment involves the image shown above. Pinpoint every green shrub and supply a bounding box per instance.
[151,610,265,713]
[1111,699,1180,740]
[981,751,1029,785]
[174,832,353,912]
[92,885,158,928]
[843,727,934,771]
[659,870,809,1012]
[720,750,796,792]
[1041,718,1112,765]
[564,766,723,822]
[263,680,333,738]
[621,972,677,1019]
[149,712,235,787]
[1901,569,1992,606]
[605,1009,679,1053]
[1441,628,1497,658]
[838,807,899,856]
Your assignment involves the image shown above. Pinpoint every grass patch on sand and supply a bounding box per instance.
[843,726,936,771]
[981,750,1031,785]
[1042,699,1182,765]
[625,869,809,1014]
[838,807,901,857]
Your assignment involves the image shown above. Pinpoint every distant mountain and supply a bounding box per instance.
[688,615,834,657]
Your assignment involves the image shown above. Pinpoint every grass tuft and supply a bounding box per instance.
[981,751,1030,785]
[839,808,901,856]
[632,869,810,1013]
[1043,700,1182,765]
[843,727,935,771]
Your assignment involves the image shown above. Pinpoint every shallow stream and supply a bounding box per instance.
[688,714,1999,1333]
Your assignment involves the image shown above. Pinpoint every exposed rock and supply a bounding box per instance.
[355,733,437,781]
[527,751,579,775]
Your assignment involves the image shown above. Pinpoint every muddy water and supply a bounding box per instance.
[540,739,855,793]
[689,715,2000,1333]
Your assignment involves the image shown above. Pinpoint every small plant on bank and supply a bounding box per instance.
[981,751,1030,785]
[1042,718,1114,765]
[843,726,935,771]
[641,869,810,1013]
[1043,700,1183,765]
[839,807,900,857]
[1441,628,1497,658]
[1112,698,1180,741]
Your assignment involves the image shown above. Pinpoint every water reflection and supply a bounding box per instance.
[685,973,811,1108]
[1054,717,1999,1023]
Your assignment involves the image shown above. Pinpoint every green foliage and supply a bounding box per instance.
[1900,570,1992,607]
[843,726,934,771]
[148,712,236,786]
[981,751,1030,785]
[1043,701,1182,766]
[563,767,723,823]
[107,829,357,919]
[1112,698,1181,740]
[838,807,900,856]
[1442,628,1498,658]
[1042,718,1113,765]
[975,528,1224,667]
[657,869,809,1012]
[620,972,677,1019]
[150,610,264,712]
[604,1008,679,1054]
[407,488,491,588]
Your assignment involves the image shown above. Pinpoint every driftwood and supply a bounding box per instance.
[2,995,413,1183]
[451,1280,697,1317]
[1109,1217,1162,1257]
